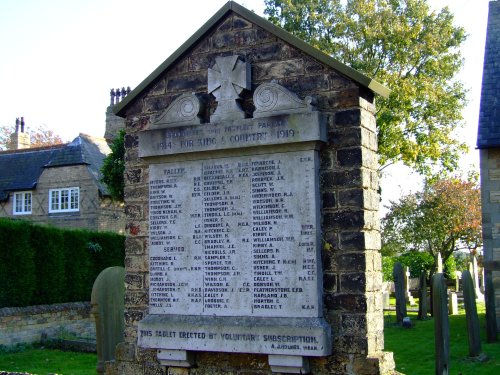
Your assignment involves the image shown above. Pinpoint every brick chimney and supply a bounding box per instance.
[104,87,129,143]
[9,117,30,150]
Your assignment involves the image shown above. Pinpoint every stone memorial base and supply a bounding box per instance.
[138,314,331,358]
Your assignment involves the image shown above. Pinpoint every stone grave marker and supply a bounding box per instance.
[433,273,450,375]
[448,291,458,315]
[393,262,407,324]
[469,257,484,301]
[455,272,461,292]
[437,252,443,273]
[404,266,416,306]
[462,270,482,357]
[382,291,390,310]
[91,266,125,374]
[418,271,428,320]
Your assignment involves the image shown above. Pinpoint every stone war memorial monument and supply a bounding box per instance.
[113,2,394,374]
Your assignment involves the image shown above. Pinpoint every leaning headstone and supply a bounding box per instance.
[462,270,482,357]
[433,273,450,375]
[91,266,125,374]
[393,262,407,324]
[418,271,428,320]
[404,266,416,306]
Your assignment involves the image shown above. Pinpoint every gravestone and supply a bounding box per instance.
[433,273,450,375]
[448,292,458,315]
[382,291,390,310]
[469,257,484,301]
[454,272,461,292]
[418,271,428,320]
[404,266,416,306]
[91,266,125,374]
[462,270,482,357]
[393,262,407,324]
[112,2,394,374]
[437,252,443,274]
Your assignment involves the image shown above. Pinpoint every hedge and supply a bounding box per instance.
[382,251,459,282]
[0,219,124,308]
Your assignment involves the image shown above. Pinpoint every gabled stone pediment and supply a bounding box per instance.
[152,93,203,127]
[113,1,388,119]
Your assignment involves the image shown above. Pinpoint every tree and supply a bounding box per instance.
[101,130,125,201]
[264,0,468,175]
[381,177,482,276]
[0,123,63,150]
[29,124,64,148]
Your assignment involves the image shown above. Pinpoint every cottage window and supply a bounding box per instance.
[13,191,32,215]
[49,187,79,213]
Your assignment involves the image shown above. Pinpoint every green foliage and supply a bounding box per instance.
[30,225,65,305]
[382,255,397,281]
[382,250,455,282]
[264,0,468,175]
[444,254,457,279]
[0,220,35,306]
[382,177,482,276]
[62,230,94,302]
[398,251,434,278]
[101,129,125,201]
[0,219,124,307]
[453,251,470,272]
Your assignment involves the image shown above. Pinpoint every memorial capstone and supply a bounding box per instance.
[137,56,331,370]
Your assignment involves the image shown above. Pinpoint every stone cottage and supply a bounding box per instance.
[478,0,500,334]
[113,1,394,374]
[0,121,124,233]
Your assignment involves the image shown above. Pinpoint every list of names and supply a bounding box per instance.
[148,150,321,318]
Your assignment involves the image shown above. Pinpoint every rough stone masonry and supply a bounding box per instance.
[112,2,395,374]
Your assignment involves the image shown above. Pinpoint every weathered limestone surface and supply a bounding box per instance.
[116,6,394,375]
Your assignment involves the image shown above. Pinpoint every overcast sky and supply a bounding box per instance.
[0,0,491,207]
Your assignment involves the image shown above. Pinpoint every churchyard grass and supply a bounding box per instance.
[384,302,500,374]
[0,346,96,375]
[1,304,499,374]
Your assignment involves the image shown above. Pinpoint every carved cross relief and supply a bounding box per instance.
[208,55,251,121]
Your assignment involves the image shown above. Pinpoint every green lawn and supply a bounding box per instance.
[384,304,500,374]
[0,347,96,375]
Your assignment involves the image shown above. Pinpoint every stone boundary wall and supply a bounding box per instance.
[0,302,95,347]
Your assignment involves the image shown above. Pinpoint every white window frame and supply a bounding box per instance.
[13,191,32,215]
[49,187,80,213]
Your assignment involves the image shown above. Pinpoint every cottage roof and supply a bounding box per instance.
[114,1,389,117]
[478,2,500,149]
[0,134,111,200]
